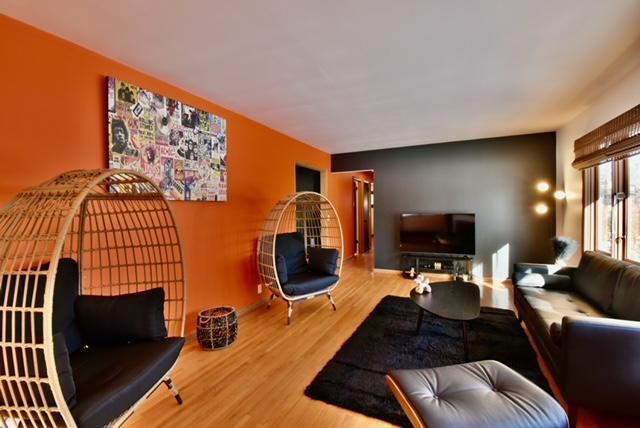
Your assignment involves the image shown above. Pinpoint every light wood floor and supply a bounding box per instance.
[126,254,517,427]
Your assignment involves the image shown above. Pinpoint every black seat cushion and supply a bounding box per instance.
[282,273,339,296]
[75,288,167,345]
[1,259,80,407]
[53,333,77,406]
[0,333,76,407]
[70,337,184,428]
[0,273,45,343]
[275,232,308,275]
[275,254,288,284]
[307,248,339,275]
[51,258,83,354]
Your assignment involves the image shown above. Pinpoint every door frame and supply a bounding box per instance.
[353,177,374,255]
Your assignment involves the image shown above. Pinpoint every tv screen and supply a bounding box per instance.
[399,213,475,255]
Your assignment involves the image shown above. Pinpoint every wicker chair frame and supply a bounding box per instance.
[0,169,187,427]
[257,192,343,324]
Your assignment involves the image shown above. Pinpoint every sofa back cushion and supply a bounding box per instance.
[275,232,308,275]
[612,266,640,321]
[573,251,624,313]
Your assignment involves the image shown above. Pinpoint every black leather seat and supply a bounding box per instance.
[70,337,185,428]
[283,273,339,295]
[387,360,568,428]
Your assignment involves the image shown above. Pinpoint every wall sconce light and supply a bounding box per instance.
[553,190,566,200]
[536,181,566,197]
[534,181,566,215]
[536,181,550,192]
[534,203,549,215]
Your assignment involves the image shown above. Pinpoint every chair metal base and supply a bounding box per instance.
[268,292,338,325]
[163,377,183,405]
[328,293,337,311]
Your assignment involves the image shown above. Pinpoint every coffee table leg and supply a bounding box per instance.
[416,309,424,335]
[462,320,469,362]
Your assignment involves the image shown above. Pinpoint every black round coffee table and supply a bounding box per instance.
[410,280,480,361]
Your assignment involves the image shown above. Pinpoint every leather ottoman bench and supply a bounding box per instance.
[386,360,568,428]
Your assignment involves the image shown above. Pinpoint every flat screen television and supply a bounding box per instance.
[399,213,475,256]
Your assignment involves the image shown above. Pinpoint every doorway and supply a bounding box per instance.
[363,181,371,253]
[353,178,374,254]
[296,165,321,193]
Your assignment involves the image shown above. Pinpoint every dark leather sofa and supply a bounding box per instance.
[512,251,640,421]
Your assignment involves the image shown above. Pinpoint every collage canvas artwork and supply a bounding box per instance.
[107,77,228,201]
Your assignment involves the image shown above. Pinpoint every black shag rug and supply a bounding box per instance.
[304,295,551,427]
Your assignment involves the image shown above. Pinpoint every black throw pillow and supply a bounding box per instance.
[307,248,339,275]
[75,288,167,345]
[275,254,288,284]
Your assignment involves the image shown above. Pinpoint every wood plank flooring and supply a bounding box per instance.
[126,254,516,427]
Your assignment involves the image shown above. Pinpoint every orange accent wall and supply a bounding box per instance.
[0,15,356,332]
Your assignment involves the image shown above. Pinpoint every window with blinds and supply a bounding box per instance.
[576,104,640,262]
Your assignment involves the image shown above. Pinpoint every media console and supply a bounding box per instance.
[401,252,473,279]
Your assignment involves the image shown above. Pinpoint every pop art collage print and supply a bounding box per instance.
[107,77,228,201]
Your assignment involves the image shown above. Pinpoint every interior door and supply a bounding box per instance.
[363,181,371,253]
[353,179,359,254]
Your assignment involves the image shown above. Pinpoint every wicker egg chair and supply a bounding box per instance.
[257,192,343,324]
[0,169,186,428]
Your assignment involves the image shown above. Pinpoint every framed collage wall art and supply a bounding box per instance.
[107,77,228,201]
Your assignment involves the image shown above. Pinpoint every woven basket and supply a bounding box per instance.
[197,306,238,350]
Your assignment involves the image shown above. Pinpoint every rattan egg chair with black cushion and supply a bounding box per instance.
[0,169,187,428]
[257,192,343,324]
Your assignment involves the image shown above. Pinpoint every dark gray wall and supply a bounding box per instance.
[332,133,556,277]
[296,165,321,192]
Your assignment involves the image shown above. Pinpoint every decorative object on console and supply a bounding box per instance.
[257,192,344,324]
[107,76,228,201]
[197,306,238,350]
[0,169,187,428]
[414,274,431,294]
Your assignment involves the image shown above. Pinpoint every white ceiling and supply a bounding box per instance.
[2,0,640,153]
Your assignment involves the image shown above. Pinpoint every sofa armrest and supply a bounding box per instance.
[513,263,576,276]
[512,263,576,290]
[560,316,640,415]
[513,262,558,275]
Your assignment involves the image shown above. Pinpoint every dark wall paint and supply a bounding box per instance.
[332,133,556,278]
[296,165,321,192]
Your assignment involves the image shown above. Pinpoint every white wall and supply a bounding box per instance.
[556,48,640,265]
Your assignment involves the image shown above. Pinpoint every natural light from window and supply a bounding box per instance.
[596,162,613,254]
[627,154,640,261]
